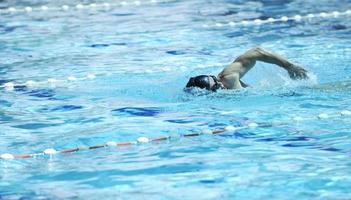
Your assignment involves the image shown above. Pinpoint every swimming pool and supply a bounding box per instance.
[1,0,351,199]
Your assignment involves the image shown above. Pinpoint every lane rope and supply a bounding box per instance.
[0,63,224,91]
[0,0,167,15]
[1,109,350,160]
[201,10,351,28]
[0,74,98,91]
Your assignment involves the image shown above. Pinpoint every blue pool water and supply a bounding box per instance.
[1,0,351,199]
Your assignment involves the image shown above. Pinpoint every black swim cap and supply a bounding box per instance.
[185,75,224,92]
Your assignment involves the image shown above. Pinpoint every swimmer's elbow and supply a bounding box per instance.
[249,47,264,53]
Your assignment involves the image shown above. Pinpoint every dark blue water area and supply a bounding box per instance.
[0,80,55,98]
[0,193,35,200]
[0,83,75,101]
[88,42,127,48]
[0,99,12,107]
[281,142,342,152]
[112,107,163,117]
[0,79,13,85]
[299,103,339,109]
[0,24,27,34]
[0,112,13,122]
[165,119,195,124]
[166,50,186,55]
[111,13,135,17]
[316,147,341,152]
[13,85,27,92]
[12,122,62,130]
[64,116,105,124]
[25,89,56,99]
[332,24,348,30]
[257,135,313,142]
[218,130,256,139]
[199,177,225,184]
[38,105,83,113]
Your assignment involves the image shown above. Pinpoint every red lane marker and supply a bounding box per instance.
[61,148,79,153]
[14,154,32,159]
[184,133,200,137]
[89,145,105,149]
[151,137,169,142]
[2,128,229,160]
[117,142,135,146]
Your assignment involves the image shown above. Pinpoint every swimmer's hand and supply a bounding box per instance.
[286,64,309,80]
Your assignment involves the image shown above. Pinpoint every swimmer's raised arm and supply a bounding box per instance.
[240,47,309,80]
[186,47,309,91]
[218,47,309,89]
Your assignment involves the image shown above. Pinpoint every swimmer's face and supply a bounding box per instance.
[185,75,225,92]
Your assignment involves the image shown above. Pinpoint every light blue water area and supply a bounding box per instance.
[1,0,351,199]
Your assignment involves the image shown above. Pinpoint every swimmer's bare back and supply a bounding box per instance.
[217,47,309,89]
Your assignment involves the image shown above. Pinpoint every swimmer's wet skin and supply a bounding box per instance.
[185,47,309,91]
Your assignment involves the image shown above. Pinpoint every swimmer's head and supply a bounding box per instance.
[185,75,225,92]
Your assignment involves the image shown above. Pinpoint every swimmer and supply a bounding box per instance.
[185,47,309,91]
